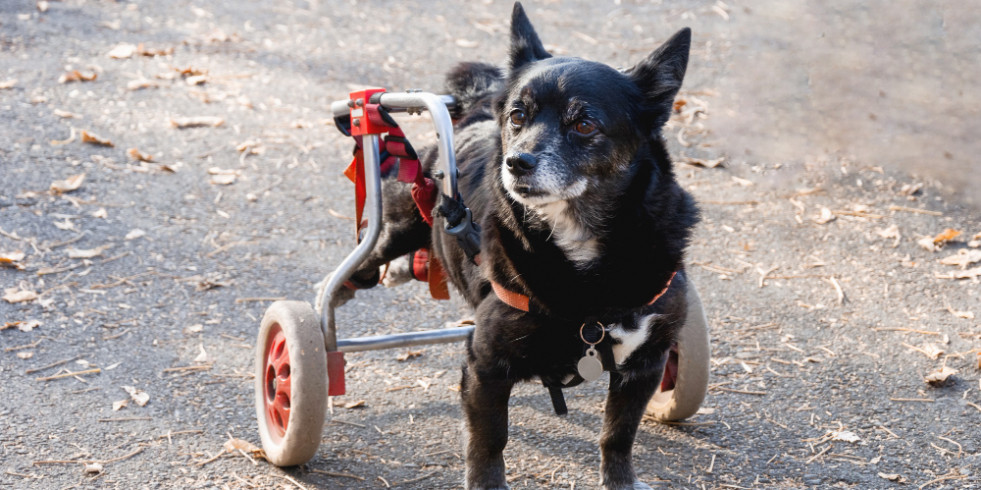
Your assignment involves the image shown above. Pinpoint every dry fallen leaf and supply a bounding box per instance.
[107,43,137,59]
[126,79,159,91]
[81,130,114,147]
[830,430,861,443]
[0,251,26,269]
[16,351,34,360]
[924,366,957,386]
[396,350,423,362]
[875,224,901,248]
[112,399,129,411]
[53,219,75,231]
[125,229,146,240]
[59,70,97,83]
[936,267,981,280]
[185,324,204,334]
[208,167,240,185]
[50,128,77,146]
[877,473,904,483]
[137,43,174,57]
[933,228,961,245]
[123,385,150,406]
[223,438,266,460]
[0,79,17,90]
[53,109,80,119]
[3,288,38,304]
[456,39,479,48]
[127,148,153,162]
[66,244,112,259]
[343,400,367,409]
[83,462,103,475]
[911,343,944,360]
[170,116,224,129]
[50,173,86,194]
[37,1,50,13]
[185,74,207,86]
[813,207,836,225]
[17,320,42,332]
[940,249,981,269]
[917,236,939,252]
[194,343,212,364]
[682,156,726,168]
[91,208,108,219]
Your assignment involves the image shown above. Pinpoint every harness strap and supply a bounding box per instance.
[335,90,443,299]
[490,271,677,313]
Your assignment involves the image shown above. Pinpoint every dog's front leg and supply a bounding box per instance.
[461,362,513,490]
[599,371,662,490]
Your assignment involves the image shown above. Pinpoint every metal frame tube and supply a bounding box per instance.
[319,134,384,352]
[375,92,458,198]
[321,92,466,353]
[336,326,475,353]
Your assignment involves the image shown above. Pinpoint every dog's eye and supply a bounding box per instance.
[509,110,527,127]
[574,120,597,135]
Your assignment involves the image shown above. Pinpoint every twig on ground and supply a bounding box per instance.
[393,471,439,486]
[309,469,366,480]
[889,205,942,216]
[36,368,100,381]
[25,355,80,374]
[235,297,287,303]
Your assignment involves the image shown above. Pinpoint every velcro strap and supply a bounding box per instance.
[365,104,398,128]
[427,254,450,300]
[383,135,418,160]
[410,177,437,226]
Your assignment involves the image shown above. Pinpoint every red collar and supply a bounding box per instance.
[490,271,677,313]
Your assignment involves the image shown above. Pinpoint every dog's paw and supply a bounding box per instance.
[313,272,356,313]
[380,256,413,288]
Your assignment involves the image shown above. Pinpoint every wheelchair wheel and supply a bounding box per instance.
[255,301,328,466]
[646,282,710,421]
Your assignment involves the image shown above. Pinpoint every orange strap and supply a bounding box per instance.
[646,271,677,306]
[491,271,677,313]
[490,280,531,312]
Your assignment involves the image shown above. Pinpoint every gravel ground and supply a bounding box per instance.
[1,1,978,489]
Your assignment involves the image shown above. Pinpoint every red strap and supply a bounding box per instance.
[427,254,450,300]
[412,249,429,282]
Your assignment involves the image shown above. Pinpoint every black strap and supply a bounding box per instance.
[547,386,568,416]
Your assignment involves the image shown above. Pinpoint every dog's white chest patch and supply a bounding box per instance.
[533,200,600,265]
[608,314,661,366]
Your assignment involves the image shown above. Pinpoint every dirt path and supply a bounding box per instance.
[1,1,978,488]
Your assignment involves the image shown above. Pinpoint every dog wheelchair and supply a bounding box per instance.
[253,89,711,467]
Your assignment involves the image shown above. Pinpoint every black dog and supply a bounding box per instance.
[334,4,698,488]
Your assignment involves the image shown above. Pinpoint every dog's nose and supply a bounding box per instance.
[505,153,537,175]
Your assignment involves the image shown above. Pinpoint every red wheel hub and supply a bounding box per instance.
[263,324,291,441]
[660,343,679,392]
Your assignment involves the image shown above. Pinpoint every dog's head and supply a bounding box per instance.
[496,2,690,207]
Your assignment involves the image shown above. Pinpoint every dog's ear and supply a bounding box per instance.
[509,2,551,72]
[626,28,691,130]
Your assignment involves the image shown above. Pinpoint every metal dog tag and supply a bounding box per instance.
[577,347,603,382]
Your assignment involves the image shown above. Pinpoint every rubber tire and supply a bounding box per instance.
[646,282,710,421]
[254,301,328,466]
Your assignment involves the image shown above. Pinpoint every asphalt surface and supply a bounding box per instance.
[1,1,979,489]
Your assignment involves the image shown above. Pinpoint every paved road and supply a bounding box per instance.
[1,1,978,488]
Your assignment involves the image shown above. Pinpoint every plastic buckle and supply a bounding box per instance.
[444,207,481,262]
[348,88,387,136]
